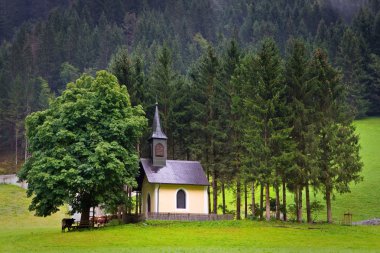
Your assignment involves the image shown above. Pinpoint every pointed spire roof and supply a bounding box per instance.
[150,103,167,140]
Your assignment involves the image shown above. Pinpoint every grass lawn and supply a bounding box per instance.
[1,220,380,253]
[1,178,380,252]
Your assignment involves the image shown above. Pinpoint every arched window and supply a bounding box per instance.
[155,143,164,157]
[176,189,186,209]
[147,193,151,213]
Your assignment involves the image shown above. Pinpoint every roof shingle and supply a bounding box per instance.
[140,158,209,186]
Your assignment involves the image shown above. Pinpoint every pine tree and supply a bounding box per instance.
[108,47,134,98]
[352,8,375,50]
[367,54,380,115]
[5,76,26,168]
[189,43,223,214]
[243,39,288,221]
[149,44,177,158]
[310,48,363,223]
[285,38,317,223]
[222,40,244,219]
[59,62,80,93]
[373,11,380,55]
[336,28,368,117]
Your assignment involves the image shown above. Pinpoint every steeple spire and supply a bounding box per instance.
[149,103,167,167]
[150,103,167,140]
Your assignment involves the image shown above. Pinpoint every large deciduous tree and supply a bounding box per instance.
[18,71,147,225]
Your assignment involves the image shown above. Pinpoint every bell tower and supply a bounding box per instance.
[149,103,167,167]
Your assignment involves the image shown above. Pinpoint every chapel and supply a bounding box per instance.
[137,103,209,216]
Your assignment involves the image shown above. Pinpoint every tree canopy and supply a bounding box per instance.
[18,71,147,223]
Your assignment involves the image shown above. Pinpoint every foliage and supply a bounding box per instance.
[0,0,371,224]
[18,71,147,221]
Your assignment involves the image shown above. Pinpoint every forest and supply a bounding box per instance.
[0,0,379,222]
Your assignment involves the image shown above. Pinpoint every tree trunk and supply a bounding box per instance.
[222,182,226,215]
[265,183,271,221]
[15,124,18,168]
[297,186,303,223]
[282,180,287,221]
[80,206,91,226]
[207,170,211,213]
[251,182,255,216]
[306,182,312,223]
[92,207,95,227]
[260,184,264,219]
[24,137,28,161]
[275,183,280,220]
[135,192,139,215]
[128,188,132,214]
[295,186,299,221]
[212,170,218,214]
[244,182,248,219]
[172,137,175,160]
[137,142,140,158]
[326,189,332,223]
[236,179,241,220]
[117,205,122,220]
[25,99,30,162]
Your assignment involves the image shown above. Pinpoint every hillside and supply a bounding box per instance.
[0,184,66,230]
[330,118,380,221]
[1,184,380,252]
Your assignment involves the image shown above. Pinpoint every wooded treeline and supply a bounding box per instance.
[0,0,375,221]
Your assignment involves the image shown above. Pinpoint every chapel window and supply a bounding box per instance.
[176,189,186,209]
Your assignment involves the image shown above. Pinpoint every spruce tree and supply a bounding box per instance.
[189,43,223,214]
[310,49,363,223]
[367,54,380,115]
[243,39,288,221]
[336,28,368,117]
[222,40,243,219]
[285,38,317,223]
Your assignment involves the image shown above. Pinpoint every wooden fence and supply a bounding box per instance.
[146,212,234,221]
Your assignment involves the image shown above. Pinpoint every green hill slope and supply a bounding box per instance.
[330,118,380,221]
[0,184,66,230]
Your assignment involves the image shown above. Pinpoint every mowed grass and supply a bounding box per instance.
[0,187,379,253]
[216,117,380,222]
[0,118,380,252]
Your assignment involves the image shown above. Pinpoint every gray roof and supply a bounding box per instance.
[140,158,209,186]
[150,103,167,140]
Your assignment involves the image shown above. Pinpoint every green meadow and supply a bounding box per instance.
[0,118,379,252]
